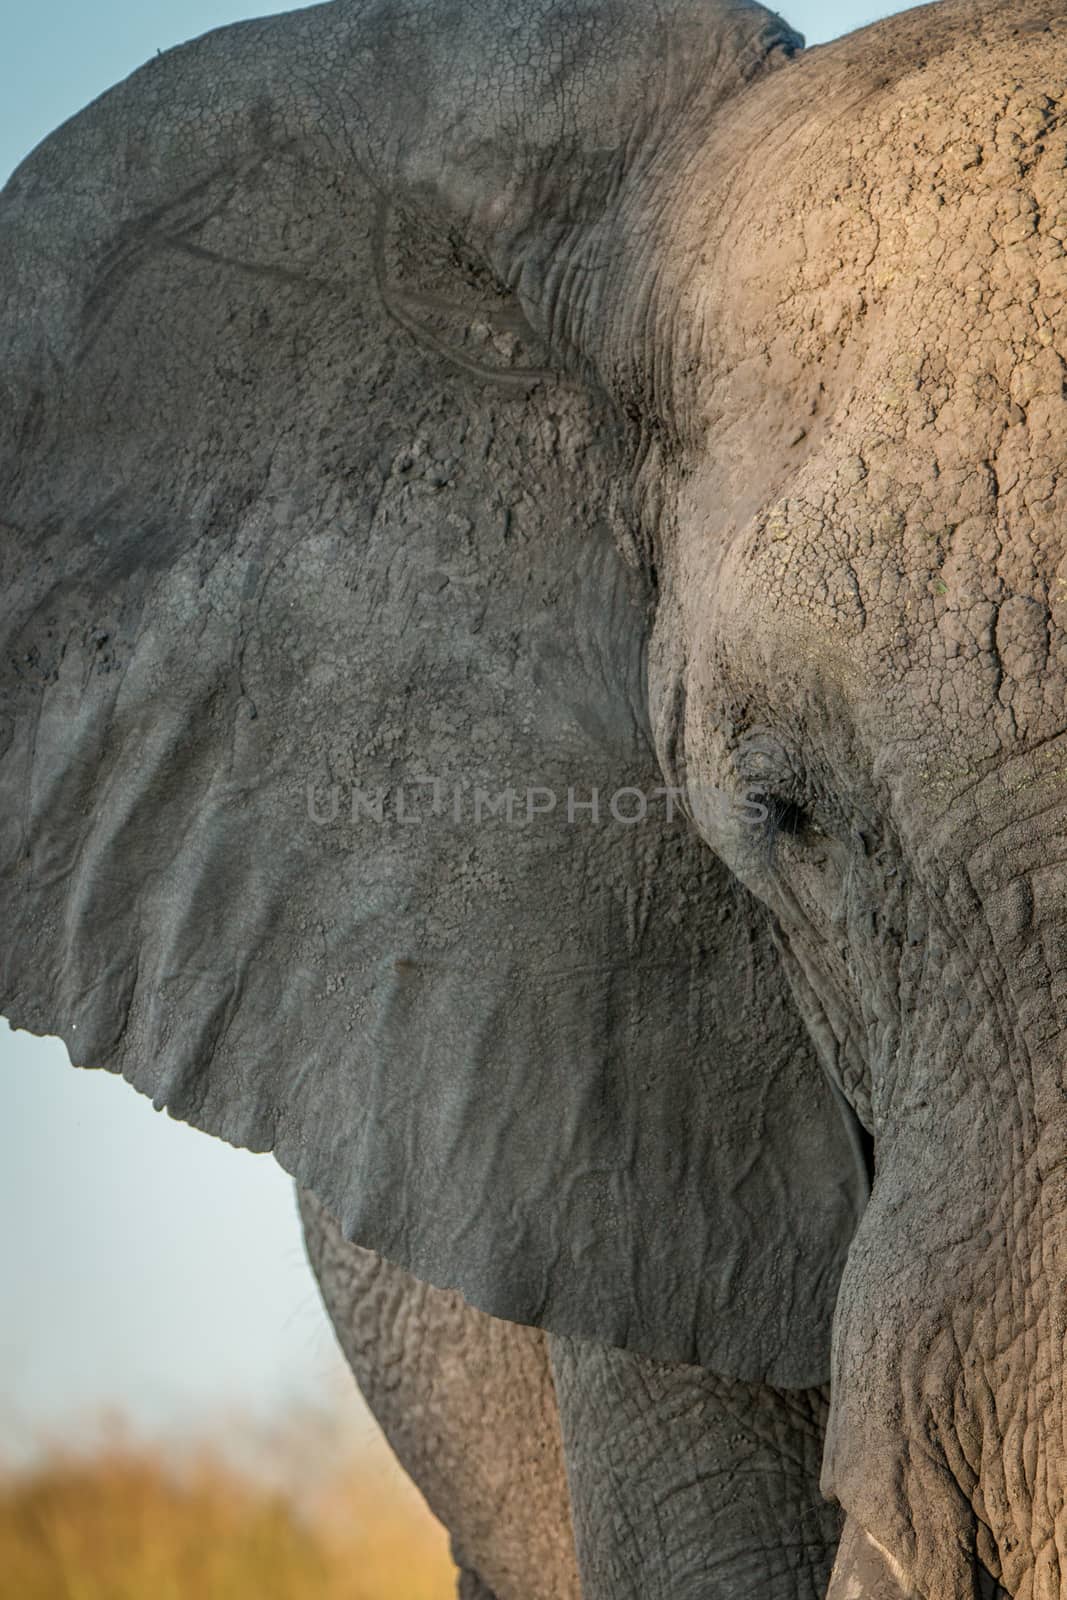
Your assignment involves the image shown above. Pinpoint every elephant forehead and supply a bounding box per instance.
[674,6,1067,771]
[697,425,1067,796]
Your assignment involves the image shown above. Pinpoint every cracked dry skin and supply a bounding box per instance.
[6,0,1067,1595]
[650,4,1067,1596]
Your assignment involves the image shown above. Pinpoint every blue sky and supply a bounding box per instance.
[0,0,912,1444]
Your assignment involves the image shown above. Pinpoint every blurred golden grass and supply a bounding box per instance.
[0,1409,457,1600]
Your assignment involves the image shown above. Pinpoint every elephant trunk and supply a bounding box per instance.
[818,797,1067,1600]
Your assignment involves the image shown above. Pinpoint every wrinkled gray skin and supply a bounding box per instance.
[298,1189,580,1600]
[300,1187,840,1598]
[5,0,1067,1594]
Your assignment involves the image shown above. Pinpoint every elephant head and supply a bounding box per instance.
[3,0,1067,1594]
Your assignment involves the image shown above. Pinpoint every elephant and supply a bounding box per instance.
[5,0,1067,1590]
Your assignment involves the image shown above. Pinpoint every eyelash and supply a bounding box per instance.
[767,796,812,841]
[732,733,825,859]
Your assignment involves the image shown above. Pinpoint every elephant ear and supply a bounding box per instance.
[0,1,862,1386]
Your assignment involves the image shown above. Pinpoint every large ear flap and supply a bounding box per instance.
[0,0,862,1386]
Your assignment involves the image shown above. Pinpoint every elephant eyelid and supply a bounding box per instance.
[732,730,804,796]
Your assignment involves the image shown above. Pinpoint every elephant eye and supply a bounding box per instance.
[733,732,805,811]
[758,789,829,869]
[730,731,827,865]
[767,795,813,842]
